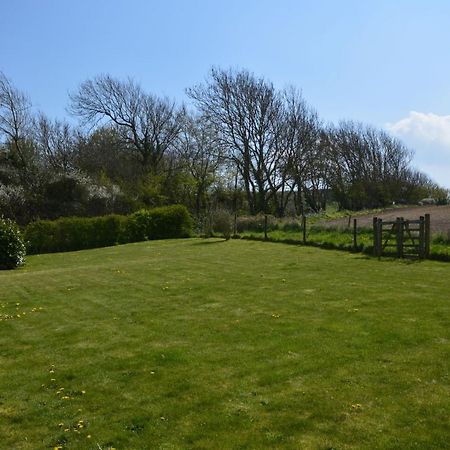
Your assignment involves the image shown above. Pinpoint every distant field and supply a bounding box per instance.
[322,204,450,234]
[1,239,449,449]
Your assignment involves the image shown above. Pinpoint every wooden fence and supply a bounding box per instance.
[373,214,430,259]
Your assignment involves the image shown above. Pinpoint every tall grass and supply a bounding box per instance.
[234,216,450,261]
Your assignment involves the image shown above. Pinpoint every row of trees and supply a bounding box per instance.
[0,69,447,224]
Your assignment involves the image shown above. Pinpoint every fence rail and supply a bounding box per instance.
[373,214,430,259]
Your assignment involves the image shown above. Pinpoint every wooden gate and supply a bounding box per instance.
[373,214,430,259]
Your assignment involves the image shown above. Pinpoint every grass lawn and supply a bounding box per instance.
[1,239,449,449]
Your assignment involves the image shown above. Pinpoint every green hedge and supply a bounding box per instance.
[25,205,192,254]
[125,205,193,242]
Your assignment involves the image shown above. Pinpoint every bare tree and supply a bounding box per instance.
[279,88,324,214]
[177,113,223,216]
[69,74,182,172]
[187,68,284,214]
[327,121,414,209]
[34,113,77,173]
[0,72,35,186]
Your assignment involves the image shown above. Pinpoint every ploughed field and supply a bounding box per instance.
[322,204,450,234]
[0,239,449,449]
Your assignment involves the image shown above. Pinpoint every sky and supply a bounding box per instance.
[1,0,450,186]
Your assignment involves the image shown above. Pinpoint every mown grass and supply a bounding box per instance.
[1,239,449,449]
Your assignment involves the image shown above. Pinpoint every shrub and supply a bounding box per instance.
[125,205,192,242]
[25,205,192,254]
[25,215,128,254]
[212,210,232,240]
[147,205,192,239]
[123,210,149,242]
[0,218,26,269]
[23,220,58,254]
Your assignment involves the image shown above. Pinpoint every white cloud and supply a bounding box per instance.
[387,111,450,148]
[386,111,450,187]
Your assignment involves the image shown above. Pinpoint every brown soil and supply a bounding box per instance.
[323,205,450,234]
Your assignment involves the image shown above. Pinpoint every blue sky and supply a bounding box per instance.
[1,0,450,186]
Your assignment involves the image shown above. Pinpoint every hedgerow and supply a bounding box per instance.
[24,205,192,254]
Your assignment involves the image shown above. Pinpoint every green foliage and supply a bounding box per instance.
[25,205,192,254]
[125,205,192,242]
[211,209,232,239]
[123,210,149,242]
[0,217,26,269]
[23,220,58,254]
[25,215,128,254]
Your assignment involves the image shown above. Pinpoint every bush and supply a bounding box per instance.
[25,215,128,254]
[123,210,149,242]
[0,218,26,269]
[212,210,232,240]
[125,205,192,242]
[23,220,58,254]
[25,205,192,254]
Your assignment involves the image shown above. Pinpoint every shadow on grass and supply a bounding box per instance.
[193,238,228,245]
[354,254,423,265]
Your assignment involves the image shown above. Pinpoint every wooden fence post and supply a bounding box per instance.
[419,216,425,259]
[396,217,403,258]
[373,217,378,256]
[353,218,357,251]
[264,214,268,240]
[424,213,431,258]
[302,215,306,245]
[377,218,383,257]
